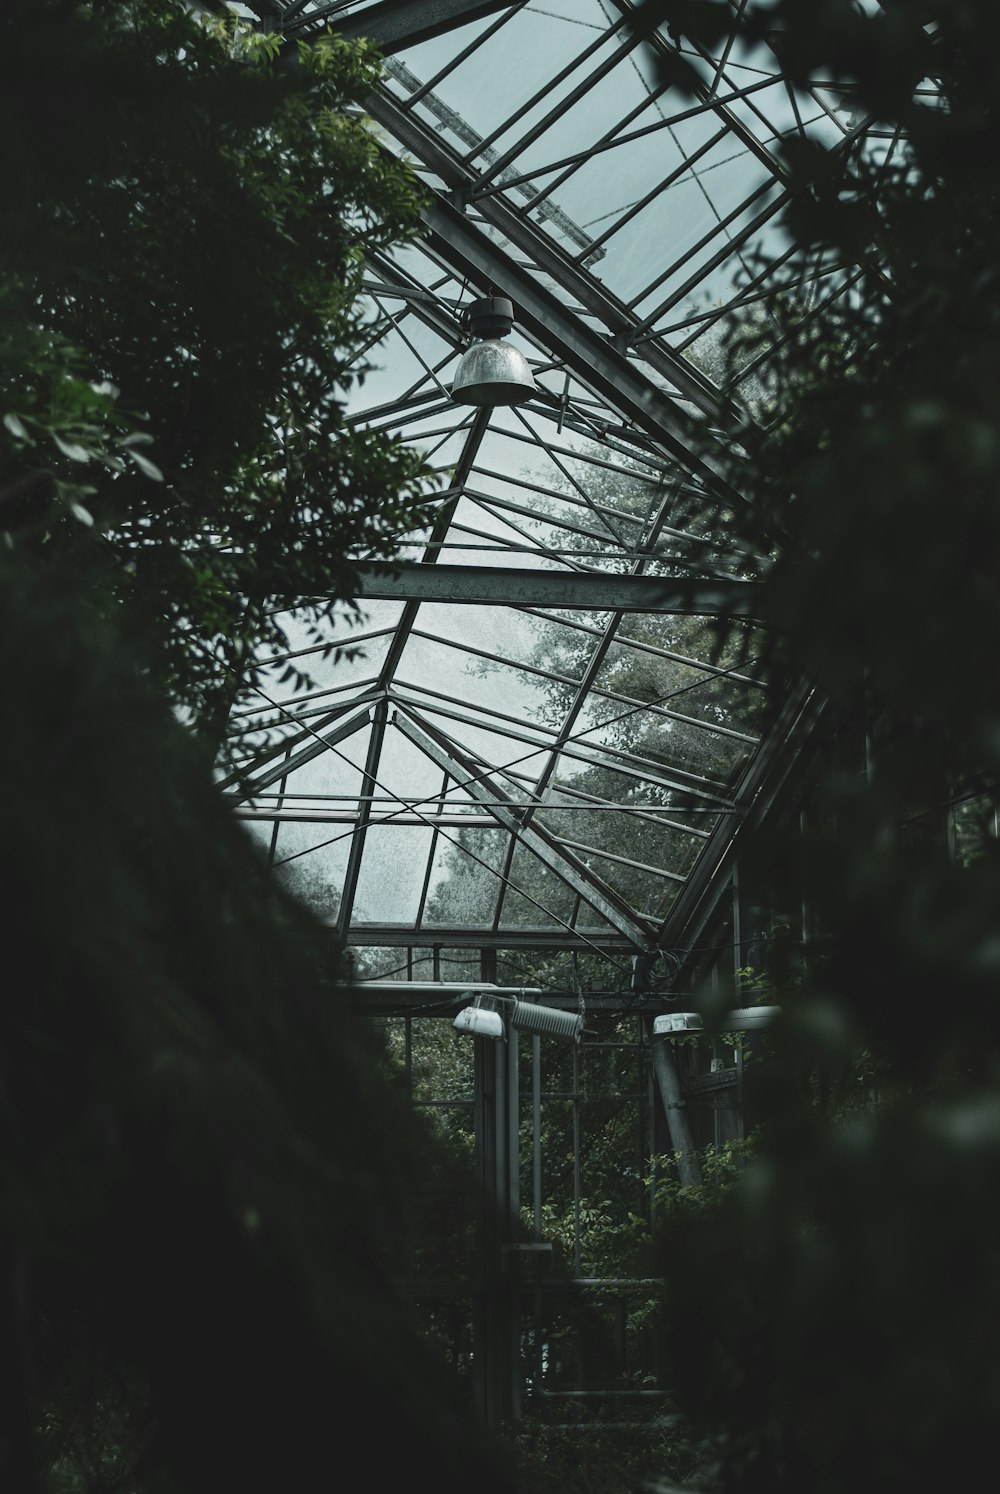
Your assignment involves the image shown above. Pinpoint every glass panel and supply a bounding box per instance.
[351,946,425,981]
[535,796,705,887]
[376,720,451,808]
[423,827,509,927]
[628,179,786,321]
[396,631,551,730]
[436,949,485,986]
[499,844,583,930]
[270,823,351,922]
[403,4,611,149]
[246,729,368,805]
[396,698,554,789]
[409,1017,475,1107]
[413,601,550,673]
[352,825,435,925]
[583,715,748,798]
[244,630,391,722]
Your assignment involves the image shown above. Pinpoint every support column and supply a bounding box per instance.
[649,1020,702,1188]
[472,1017,521,1428]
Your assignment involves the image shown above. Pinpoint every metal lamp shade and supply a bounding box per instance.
[451,338,536,406]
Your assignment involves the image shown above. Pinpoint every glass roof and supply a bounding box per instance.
[227,0,925,972]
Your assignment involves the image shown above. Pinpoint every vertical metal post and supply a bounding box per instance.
[572,1043,582,1278]
[472,1034,496,1425]
[732,862,744,979]
[471,964,519,1429]
[506,1028,521,1423]
[635,1016,645,1211]
[648,1014,670,1227]
[530,1031,543,1405]
[799,807,811,979]
[732,867,745,1139]
[650,1027,702,1187]
[508,1027,523,1225]
[615,1294,628,1379]
[532,1034,542,1240]
[710,962,721,1150]
[404,1014,412,1102]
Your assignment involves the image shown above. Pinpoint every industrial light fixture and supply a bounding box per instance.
[451,296,537,407]
[453,991,583,1043]
[453,990,505,1040]
[454,1005,506,1040]
[653,1005,781,1036]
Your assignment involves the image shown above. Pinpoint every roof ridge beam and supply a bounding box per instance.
[354,560,761,616]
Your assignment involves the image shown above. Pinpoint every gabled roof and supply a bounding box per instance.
[228,2,905,974]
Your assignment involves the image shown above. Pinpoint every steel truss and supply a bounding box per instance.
[229,0,922,1431]
[224,0,902,980]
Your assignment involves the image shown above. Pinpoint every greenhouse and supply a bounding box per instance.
[4,2,999,1492]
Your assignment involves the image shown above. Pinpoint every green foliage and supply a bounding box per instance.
[0,554,514,1493]
[655,1098,1000,1494]
[512,1133,759,1494]
[382,1014,478,1159]
[632,3,1000,1491]
[647,1134,757,1220]
[0,0,436,740]
[0,4,511,1488]
[527,1195,650,1280]
[514,1416,693,1494]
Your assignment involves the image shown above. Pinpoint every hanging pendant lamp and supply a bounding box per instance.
[451,296,536,407]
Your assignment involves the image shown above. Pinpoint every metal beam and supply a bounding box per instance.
[354,561,760,616]
[342,925,634,950]
[657,685,826,959]
[353,979,540,1000]
[232,700,376,802]
[232,807,497,827]
[364,92,737,433]
[362,262,463,347]
[392,687,735,806]
[218,693,382,790]
[302,0,521,52]
[608,0,791,194]
[394,707,656,948]
[337,697,391,940]
[417,200,749,510]
[237,1,285,18]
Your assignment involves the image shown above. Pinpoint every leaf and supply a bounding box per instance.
[52,433,93,462]
[128,449,164,482]
[118,432,155,447]
[69,501,95,527]
[3,412,29,440]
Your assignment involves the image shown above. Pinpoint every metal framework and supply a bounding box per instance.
[230,0,874,964]
[230,0,930,1434]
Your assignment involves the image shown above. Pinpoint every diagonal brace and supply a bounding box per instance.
[393,706,656,948]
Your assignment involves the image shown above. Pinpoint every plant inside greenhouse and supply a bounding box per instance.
[3,1,1000,1491]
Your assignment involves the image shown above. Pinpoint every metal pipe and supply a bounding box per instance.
[355,980,542,998]
[650,1036,702,1187]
